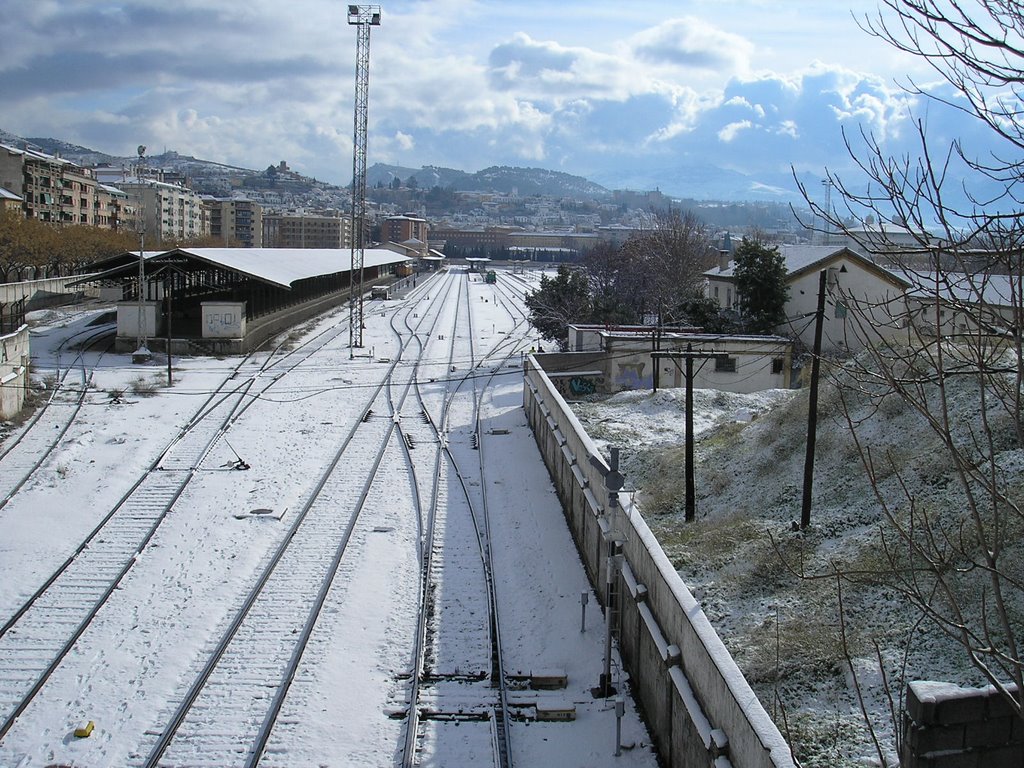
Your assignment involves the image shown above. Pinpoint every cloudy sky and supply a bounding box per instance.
[0,1,994,199]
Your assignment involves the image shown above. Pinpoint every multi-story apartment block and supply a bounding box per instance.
[0,143,137,232]
[383,213,428,247]
[116,178,207,244]
[263,211,351,249]
[205,198,263,247]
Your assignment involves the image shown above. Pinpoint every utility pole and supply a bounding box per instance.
[800,270,827,529]
[652,345,720,521]
[347,4,381,356]
[132,144,151,364]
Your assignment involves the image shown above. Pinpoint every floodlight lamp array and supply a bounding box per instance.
[347,4,381,25]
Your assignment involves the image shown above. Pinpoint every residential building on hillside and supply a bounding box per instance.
[263,211,351,249]
[205,198,263,247]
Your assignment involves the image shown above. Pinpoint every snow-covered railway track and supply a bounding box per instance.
[0,323,114,508]
[401,269,516,768]
[0,310,362,742]
[137,275,460,768]
[139,408,399,768]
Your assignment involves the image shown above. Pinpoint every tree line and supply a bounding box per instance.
[0,210,239,284]
[524,210,789,349]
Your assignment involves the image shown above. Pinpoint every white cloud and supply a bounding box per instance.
[0,0,1009,197]
[628,16,753,76]
[718,120,753,142]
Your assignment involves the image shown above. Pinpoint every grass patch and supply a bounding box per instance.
[129,375,164,397]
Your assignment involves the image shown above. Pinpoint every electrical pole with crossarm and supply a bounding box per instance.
[652,345,723,521]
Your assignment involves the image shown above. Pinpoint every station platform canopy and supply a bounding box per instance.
[71,246,410,355]
[76,247,408,288]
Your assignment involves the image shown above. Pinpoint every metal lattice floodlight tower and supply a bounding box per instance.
[347,4,381,353]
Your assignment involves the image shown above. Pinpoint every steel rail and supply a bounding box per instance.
[139,270,456,767]
[0,304,363,740]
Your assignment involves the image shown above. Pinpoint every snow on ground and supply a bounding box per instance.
[571,364,1023,767]
[0,272,659,768]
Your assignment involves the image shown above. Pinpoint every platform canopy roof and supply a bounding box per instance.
[73,247,409,290]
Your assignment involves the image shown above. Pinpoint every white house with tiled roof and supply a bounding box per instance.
[706,245,912,352]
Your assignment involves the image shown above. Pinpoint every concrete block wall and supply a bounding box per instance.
[903,681,1024,768]
[523,356,795,768]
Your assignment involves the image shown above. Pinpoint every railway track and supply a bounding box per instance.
[0,302,370,744]
[0,321,115,508]
[400,267,537,768]
[132,273,459,767]
[0,268,557,767]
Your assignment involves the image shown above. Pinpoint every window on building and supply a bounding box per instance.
[772,357,784,374]
[715,355,737,373]
[835,299,848,319]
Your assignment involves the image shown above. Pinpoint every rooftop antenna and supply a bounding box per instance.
[347,4,381,356]
[132,144,152,364]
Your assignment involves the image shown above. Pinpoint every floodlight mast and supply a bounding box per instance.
[347,4,381,354]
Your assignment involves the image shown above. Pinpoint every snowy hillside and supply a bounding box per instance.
[571,364,1024,767]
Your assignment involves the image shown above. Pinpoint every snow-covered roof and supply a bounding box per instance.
[0,142,77,168]
[165,247,408,289]
[98,183,127,197]
[707,244,909,287]
[72,247,408,290]
[900,270,1018,308]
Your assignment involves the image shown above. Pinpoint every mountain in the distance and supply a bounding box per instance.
[0,127,813,204]
[367,163,610,198]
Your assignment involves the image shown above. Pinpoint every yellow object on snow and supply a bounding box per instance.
[74,720,95,738]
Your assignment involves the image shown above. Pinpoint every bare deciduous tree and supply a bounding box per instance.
[793,0,1024,750]
[617,210,717,326]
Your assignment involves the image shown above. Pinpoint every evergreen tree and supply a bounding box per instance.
[524,264,591,349]
[731,238,788,333]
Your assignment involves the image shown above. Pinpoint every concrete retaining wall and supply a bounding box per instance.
[903,681,1024,767]
[0,324,30,419]
[523,355,795,768]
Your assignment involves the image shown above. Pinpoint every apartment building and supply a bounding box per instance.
[116,178,207,243]
[205,198,263,247]
[0,187,21,213]
[263,211,351,248]
[383,213,428,245]
[0,143,134,230]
